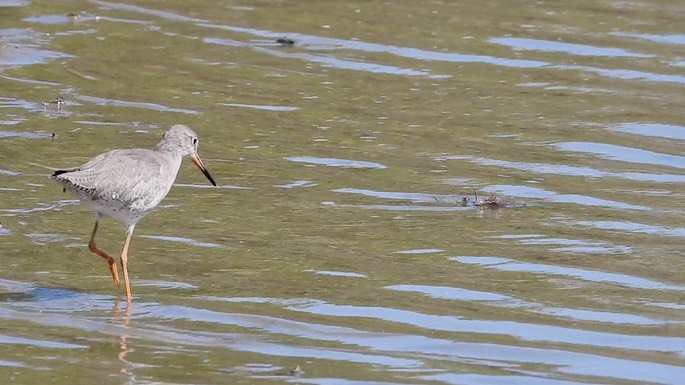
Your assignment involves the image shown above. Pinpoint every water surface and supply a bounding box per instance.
[2,0,685,384]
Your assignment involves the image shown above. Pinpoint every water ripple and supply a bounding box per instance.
[608,122,685,140]
[489,37,653,58]
[205,37,444,78]
[558,64,685,85]
[305,270,368,278]
[0,334,86,349]
[394,249,444,254]
[139,235,221,248]
[200,25,547,69]
[280,298,685,355]
[275,180,318,189]
[89,0,205,23]
[221,103,299,111]
[437,154,685,183]
[0,28,72,67]
[517,237,632,254]
[0,282,683,383]
[574,220,685,237]
[481,185,649,211]
[555,141,685,169]
[387,284,664,325]
[452,256,685,291]
[334,188,449,203]
[387,284,516,303]
[286,157,387,169]
[76,94,199,115]
[611,32,685,46]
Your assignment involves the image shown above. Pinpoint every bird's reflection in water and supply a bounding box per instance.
[112,298,131,325]
[112,299,134,382]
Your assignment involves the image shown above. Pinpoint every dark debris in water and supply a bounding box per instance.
[276,37,295,47]
[456,192,526,210]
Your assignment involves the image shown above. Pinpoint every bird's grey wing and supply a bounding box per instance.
[51,151,119,187]
[53,149,165,205]
[51,151,115,194]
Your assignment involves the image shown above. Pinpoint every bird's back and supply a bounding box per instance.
[51,148,182,224]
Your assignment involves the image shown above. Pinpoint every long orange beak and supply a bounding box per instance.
[191,155,216,186]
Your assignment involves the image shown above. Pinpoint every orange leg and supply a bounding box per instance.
[88,219,120,287]
[119,226,135,303]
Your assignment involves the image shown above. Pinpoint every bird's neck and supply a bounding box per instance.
[155,143,184,170]
[154,140,177,155]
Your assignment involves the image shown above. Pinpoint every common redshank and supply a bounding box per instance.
[50,124,216,303]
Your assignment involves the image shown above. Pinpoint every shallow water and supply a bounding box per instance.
[2,0,685,384]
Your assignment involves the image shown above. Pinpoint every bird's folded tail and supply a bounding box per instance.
[50,167,82,178]
[50,168,84,193]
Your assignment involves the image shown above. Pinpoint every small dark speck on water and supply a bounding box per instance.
[276,37,295,47]
[51,132,56,140]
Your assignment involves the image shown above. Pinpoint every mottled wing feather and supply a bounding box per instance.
[52,149,168,208]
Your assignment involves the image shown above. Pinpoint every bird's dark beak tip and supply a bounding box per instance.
[202,169,216,187]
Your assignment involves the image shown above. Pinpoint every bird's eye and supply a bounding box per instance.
[192,138,198,145]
